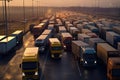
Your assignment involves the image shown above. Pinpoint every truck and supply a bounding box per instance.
[81,29,92,34]
[0,35,6,41]
[42,29,53,38]
[89,38,105,51]
[100,27,112,40]
[97,43,119,64]
[72,41,97,66]
[11,30,23,45]
[49,38,62,58]
[0,36,16,54]
[78,34,90,43]
[61,32,72,51]
[107,57,120,80]
[58,26,67,33]
[32,25,43,39]
[86,32,98,38]
[29,24,35,33]
[106,31,120,48]
[69,27,79,40]
[113,27,120,35]
[20,47,40,80]
[32,23,45,39]
[35,35,48,52]
[87,25,99,35]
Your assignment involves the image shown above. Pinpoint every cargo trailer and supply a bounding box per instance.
[106,31,120,48]
[61,32,72,51]
[0,36,16,54]
[97,43,119,64]
[107,57,120,80]
[78,34,90,43]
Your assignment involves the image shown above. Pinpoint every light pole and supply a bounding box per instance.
[35,0,40,19]
[0,0,12,36]
[32,0,34,19]
[7,0,12,34]
[23,0,26,33]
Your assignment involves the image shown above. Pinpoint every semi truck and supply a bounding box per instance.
[89,38,105,51]
[106,31,120,48]
[72,41,97,66]
[69,27,79,40]
[49,38,62,58]
[0,36,16,54]
[107,57,120,80]
[97,43,119,64]
[20,47,39,80]
[78,34,90,43]
[35,35,48,52]
[11,30,23,45]
[61,32,72,51]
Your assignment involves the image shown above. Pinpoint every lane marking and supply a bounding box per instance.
[40,50,49,80]
[76,61,82,77]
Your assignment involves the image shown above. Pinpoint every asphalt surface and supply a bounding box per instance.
[0,31,107,80]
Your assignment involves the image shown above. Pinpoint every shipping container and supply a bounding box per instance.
[81,29,92,34]
[78,34,90,43]
[59,26,67,33]
[100,27,112,40]
[87,25,99,35]
[106,31,120,48]
[0,36,16,54]
[86,32,98,38]
[89,38,105,51]
[113,27,120,35]
[97,43,119,64]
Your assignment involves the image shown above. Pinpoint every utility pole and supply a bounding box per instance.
[23,0,26,33]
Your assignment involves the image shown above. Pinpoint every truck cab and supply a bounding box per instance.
[20,47,40,80]
[81,47,97,66]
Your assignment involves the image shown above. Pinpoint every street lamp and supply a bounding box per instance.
[35,0,40,19]
[23,0,26,33]
[32,0,34,19]
[0,0,12,36]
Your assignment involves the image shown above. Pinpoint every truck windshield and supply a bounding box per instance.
[83,54,96,59]
[22,62,37,70]
[51,46,61,50]
[64,39,71,44]
[112,69,120,77]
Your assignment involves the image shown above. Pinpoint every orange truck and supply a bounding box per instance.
[107,57,120,80]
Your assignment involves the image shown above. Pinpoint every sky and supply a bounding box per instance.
[0,0,120,8]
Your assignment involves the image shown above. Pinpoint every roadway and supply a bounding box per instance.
[0,31,107,80]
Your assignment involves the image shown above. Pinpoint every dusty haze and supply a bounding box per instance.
[0,0,120,7]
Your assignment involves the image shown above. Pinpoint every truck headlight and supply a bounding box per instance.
[35,72,38,75]
[94,61,97,64]
[22,73,25,76]
[64,45,66,48]
[85,61,87,64]
[51,54,54,58]
[59,54,62,57]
